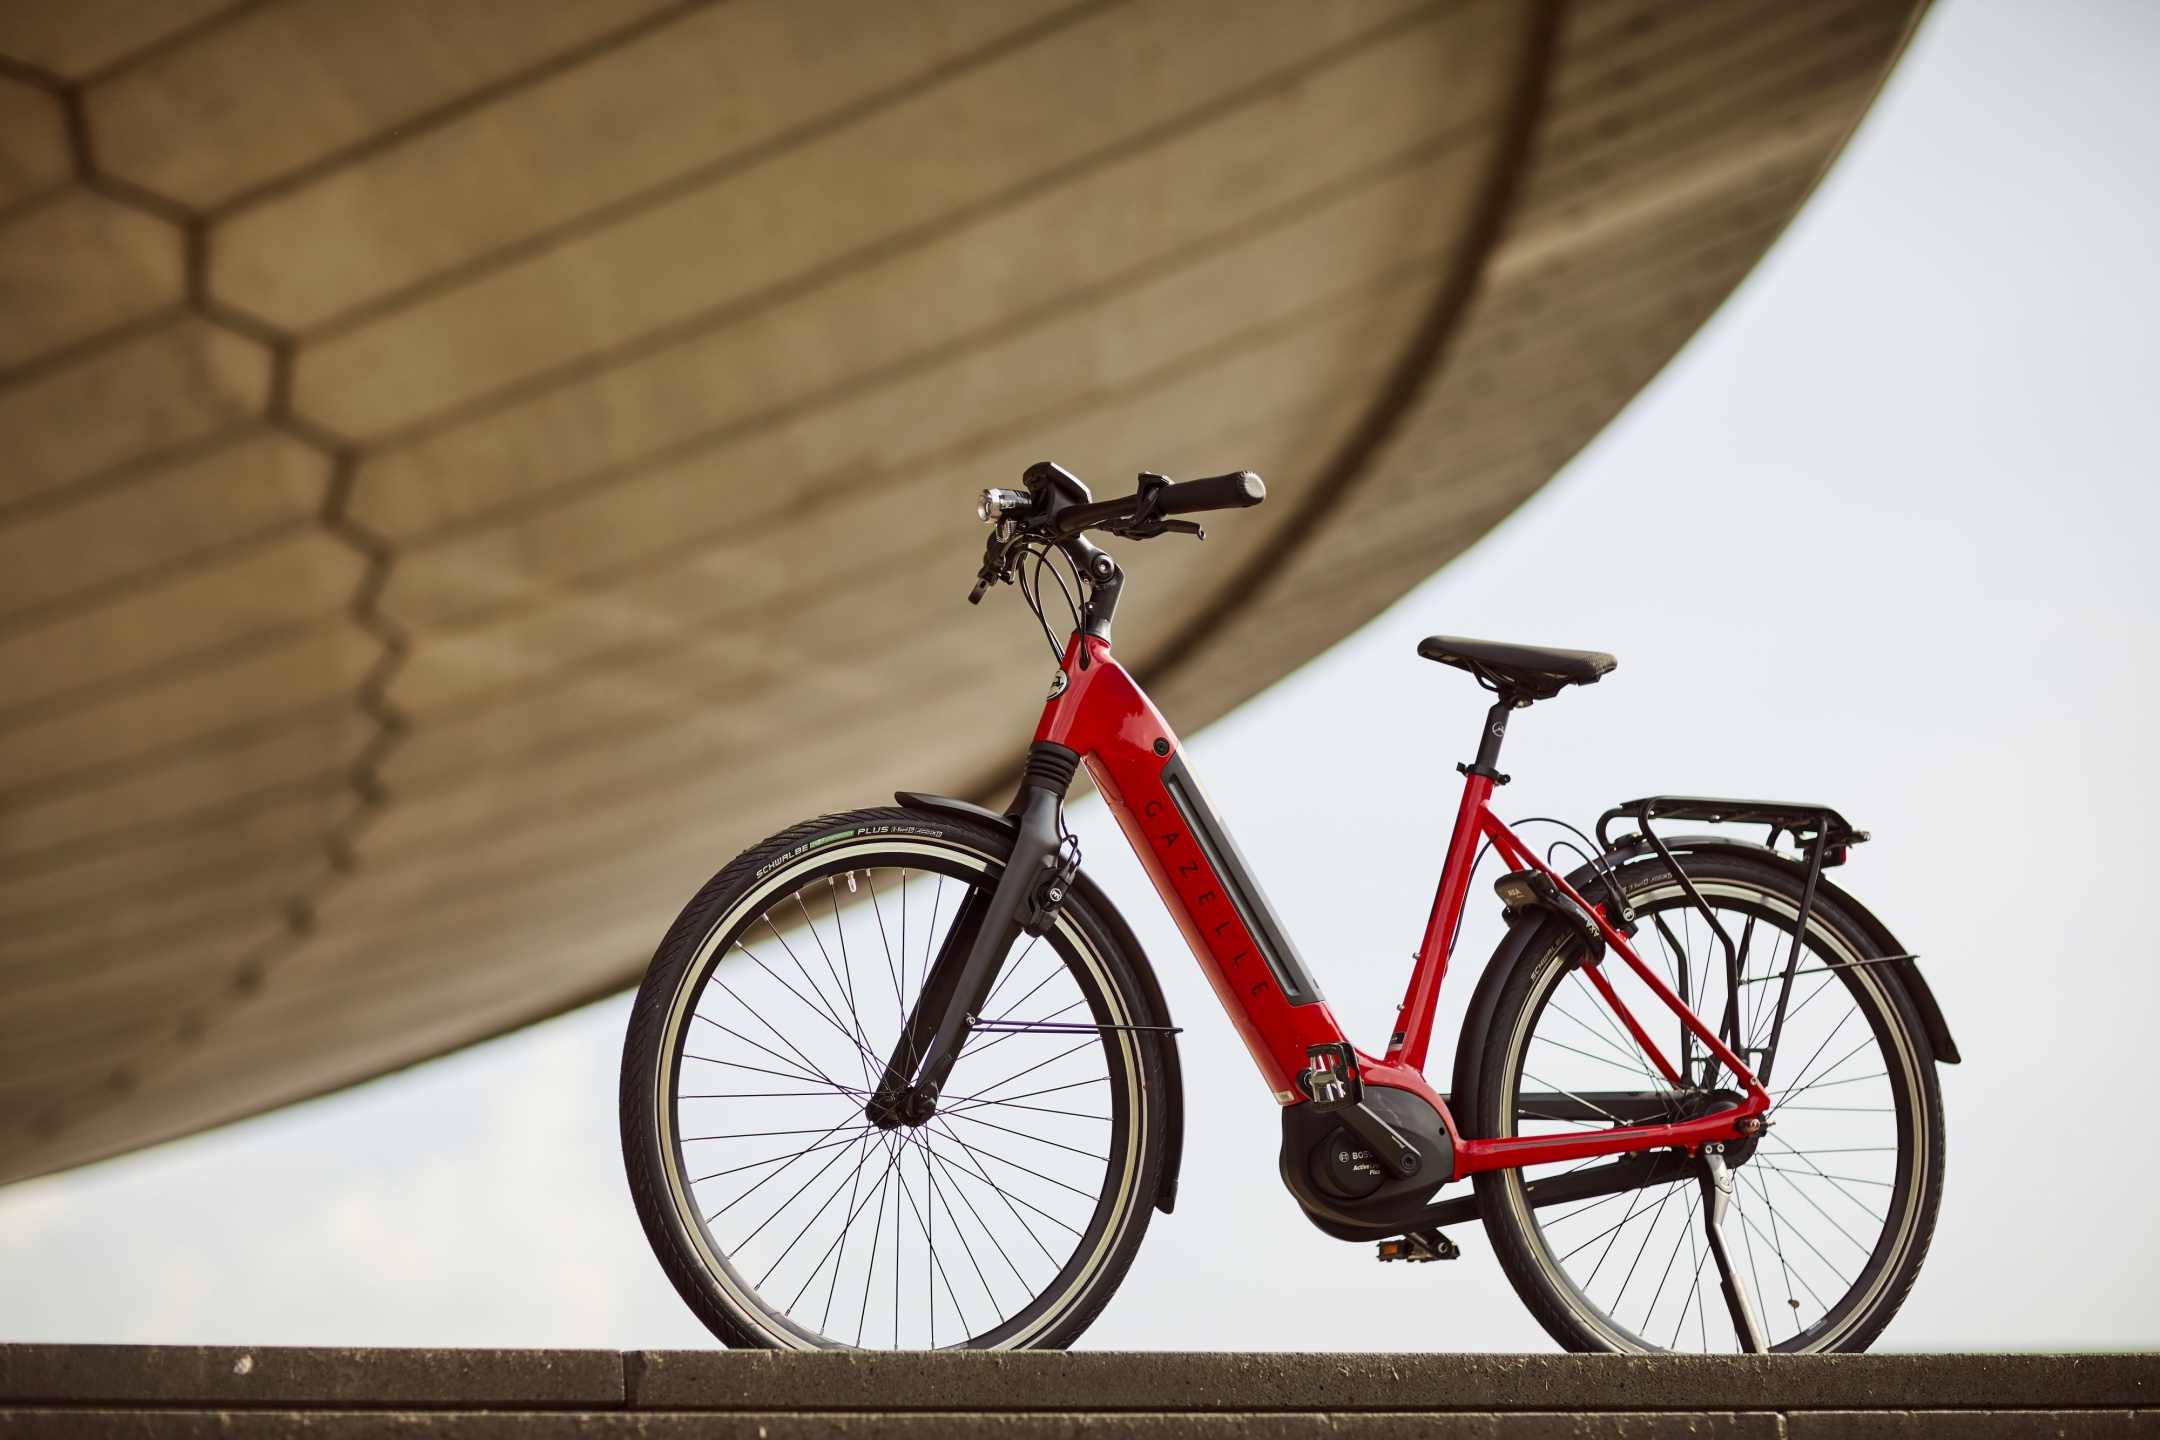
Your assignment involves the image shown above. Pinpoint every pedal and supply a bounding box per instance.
[1297,1042,1362,1112]
[1377,1229,1459,1263]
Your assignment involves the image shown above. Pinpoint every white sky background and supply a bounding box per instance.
[2,0,2155,1351]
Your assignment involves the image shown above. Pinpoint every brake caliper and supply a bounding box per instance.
[1019,832,1081,938]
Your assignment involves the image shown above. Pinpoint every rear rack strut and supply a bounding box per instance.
[1596,795,1870,1092]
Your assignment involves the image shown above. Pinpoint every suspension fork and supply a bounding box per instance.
[864,744,1077,1128]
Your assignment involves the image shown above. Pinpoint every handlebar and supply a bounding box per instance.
[1159,470,1267,514]
[1046,470,1266,538]
[970,462,1267,614]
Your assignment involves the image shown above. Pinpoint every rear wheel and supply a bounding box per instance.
[621,807,1169,1349]
[1472,852,1943,1352]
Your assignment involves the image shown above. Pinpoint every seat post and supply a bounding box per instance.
[1464,692,1518,784]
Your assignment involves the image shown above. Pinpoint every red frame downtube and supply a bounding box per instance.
[1040,633,1768,1180]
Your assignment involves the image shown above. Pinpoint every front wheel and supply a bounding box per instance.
[1471,851,1944,1353]
[621,806,1171,1349]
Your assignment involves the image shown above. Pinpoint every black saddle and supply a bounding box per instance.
[1417,635,1616,701]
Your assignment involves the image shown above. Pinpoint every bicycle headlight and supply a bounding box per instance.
[977,488,1029,523]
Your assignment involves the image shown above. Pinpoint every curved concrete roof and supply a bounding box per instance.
[0,0,1923,1183]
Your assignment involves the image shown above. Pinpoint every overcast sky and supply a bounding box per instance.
[3,0,2156,1352]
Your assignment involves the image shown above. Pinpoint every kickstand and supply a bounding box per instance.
[1701,1145,1770,1353]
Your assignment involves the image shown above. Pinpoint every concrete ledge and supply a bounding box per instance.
[625,1351,2160,1413]
[0,1346,622,1409]
[2,1347,2153,1436]
[0,1410,2154,1439]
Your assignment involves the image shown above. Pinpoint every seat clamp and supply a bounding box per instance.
[1458,761,1510,786]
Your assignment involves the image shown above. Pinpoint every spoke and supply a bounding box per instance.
[682,1051,866,1093]
[1641,1183,1703,1339]
[689,1127,873,1186]
[946,1107,1111,1163]
[1653,912,1696,1083]
[1677,1192,1708,1352]
[1752,1163,1892,1188]
[856,1134,898,1346]
[919,1138,1024,1308]
[1562,1179,1677,1275]
[1754,969,1839,1050]
[939,1075,1109,1110]
[978,934,1047,1019]
[1736,913,1762,1064]
[1759,1139,1890,1230]
[1545,998,1664,1075]
[1736,1160,1774,1349]
[1762,1009,1860,1115]
[1736,1167,1841,1308]
[786,895,883,1086]
[758,1131,884,1291]
[890,1131,971,1344]
[928,1116,1089,1244]
[1749,1163,1874,1269]
[924,1119,1068,1267]
[864,868,906,1024]
[1772,1038,1882,1113]
[952,1036,1098,1105]
[682,1124,869,1143]
[961,973,1076,1064]
[1611,1178,1685,1315]
[712,1114,879,1238]
[1559,981,1668,1084]
[1520,1073,1641,1126]
[935,1123,1103,1203]
[914,1129,1008,1334]
[941,1098,1110,1123]
[817,1130,876,1332]
[1778,1069,1888,1097]
[749,922,879,1079]
[680,1090,861,1100]
[694,1007,847,1094]
[1530,1031,1663,1081]
[713,966,864,1088]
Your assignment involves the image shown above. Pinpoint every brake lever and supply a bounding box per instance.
[1102,472,1204,541]
[1105,517,1204,541]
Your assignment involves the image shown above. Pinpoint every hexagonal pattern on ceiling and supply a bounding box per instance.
[0,0,1923,1182]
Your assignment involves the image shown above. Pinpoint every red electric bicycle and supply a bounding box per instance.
[622,462,1953,1354]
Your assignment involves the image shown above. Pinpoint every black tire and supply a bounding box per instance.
[621,806,1169,1349]
[1469,851,1944,1353]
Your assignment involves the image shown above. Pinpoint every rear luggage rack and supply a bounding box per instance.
[1595,796,1868,864]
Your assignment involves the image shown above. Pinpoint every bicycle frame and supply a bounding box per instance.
[1040,631,1769,1181]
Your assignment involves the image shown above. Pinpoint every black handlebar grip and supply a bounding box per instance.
[1157,470,1265,515]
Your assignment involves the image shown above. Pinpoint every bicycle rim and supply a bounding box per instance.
[648,836,1151,1349]
[1488,867,1938,1352]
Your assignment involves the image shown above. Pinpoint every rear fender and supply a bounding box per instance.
[1450,832,1958,1139]
[1448,907,1576,1138]
[1588,834,1958,1065]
